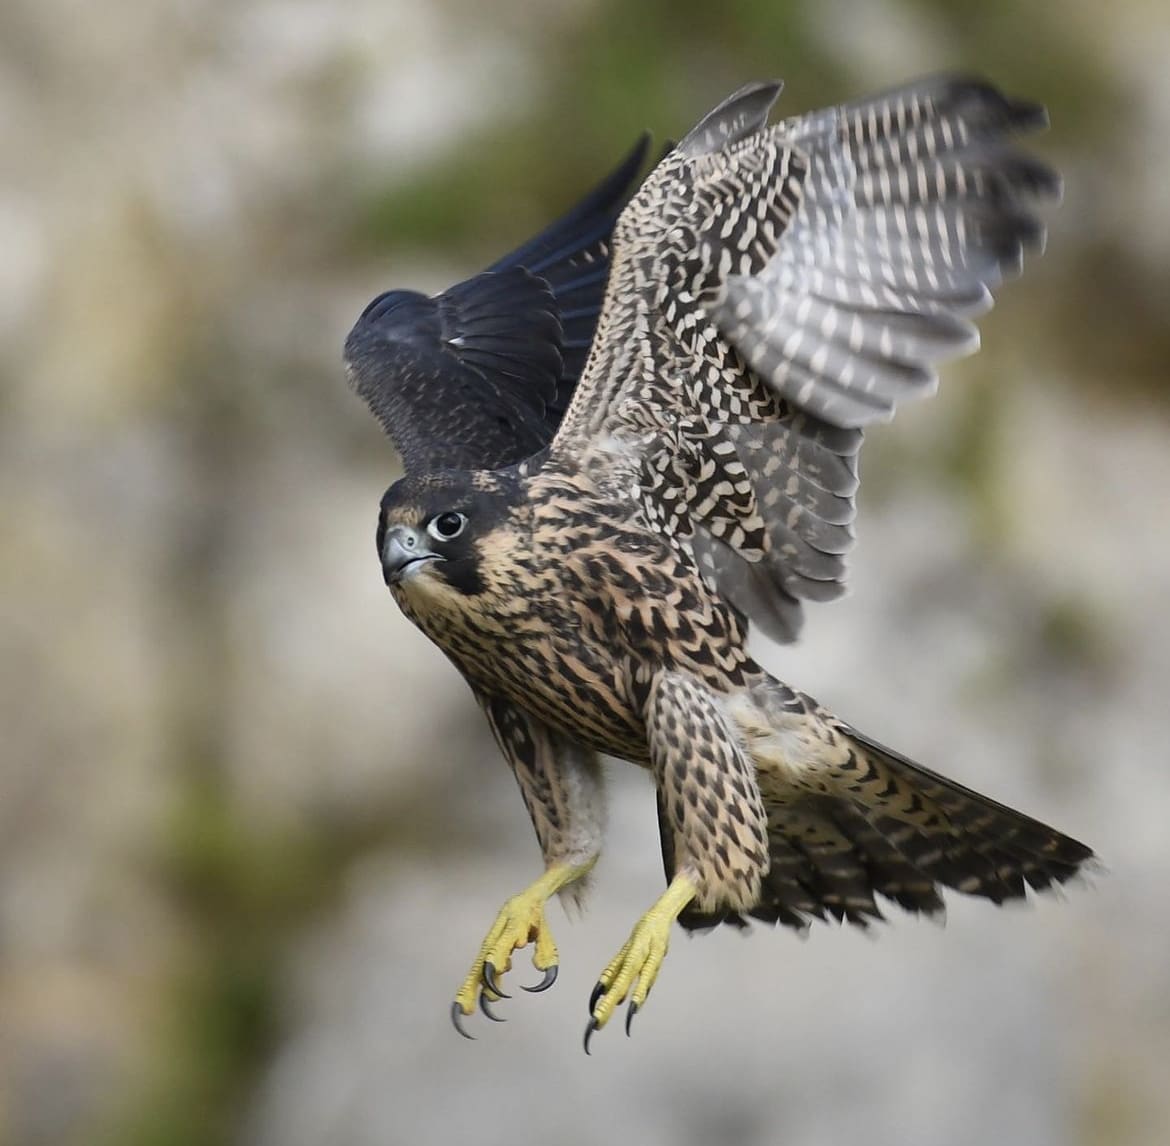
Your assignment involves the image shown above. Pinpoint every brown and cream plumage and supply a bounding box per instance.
[343,74,1093,1050]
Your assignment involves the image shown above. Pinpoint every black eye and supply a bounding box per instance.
[427,512,467,542]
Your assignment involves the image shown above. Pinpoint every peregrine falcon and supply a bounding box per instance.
[343,75,1093,1050]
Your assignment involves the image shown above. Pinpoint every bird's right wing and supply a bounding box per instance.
[344,135,649,475]
[546,75,1058,642]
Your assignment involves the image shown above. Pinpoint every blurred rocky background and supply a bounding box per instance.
[2,1,1169,1144]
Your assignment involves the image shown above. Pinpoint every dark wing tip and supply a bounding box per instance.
[924,73,1052,133]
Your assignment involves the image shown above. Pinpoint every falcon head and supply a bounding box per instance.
[376,471,523,600]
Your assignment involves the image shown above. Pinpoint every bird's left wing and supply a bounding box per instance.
[344,135,649,474]
[546,76,1058,642]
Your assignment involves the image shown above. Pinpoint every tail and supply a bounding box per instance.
[685,692,1095,932]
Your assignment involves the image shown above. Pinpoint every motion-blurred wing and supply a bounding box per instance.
[344,135,650,474]
[549,76,1057,642]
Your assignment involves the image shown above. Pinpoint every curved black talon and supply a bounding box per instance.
[521,964,558,993]
[583,1016,600,1055]
[625,1000,638,1037]
[479,991,506,1023]
[451,1001,475,1040]
[481,962,511,999]
[588,981,606,1014]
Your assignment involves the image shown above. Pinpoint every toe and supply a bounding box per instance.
[586,916,673,1041]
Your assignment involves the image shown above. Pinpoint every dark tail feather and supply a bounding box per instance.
[840,727,1095,905]
[678,724,1094,934]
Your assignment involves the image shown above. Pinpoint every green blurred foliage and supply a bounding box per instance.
[356,0,1121,261]
[355,0,847,258]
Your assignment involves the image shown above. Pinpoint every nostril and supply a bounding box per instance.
[404,534,416,549]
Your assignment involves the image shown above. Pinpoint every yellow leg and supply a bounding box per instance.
[585,873,697,1052]
[452,858,596,1038]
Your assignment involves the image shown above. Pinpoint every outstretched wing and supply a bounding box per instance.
[548,75,1058,642]
[344,135,650,474]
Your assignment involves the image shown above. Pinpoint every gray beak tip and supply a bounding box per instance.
[382,525,440,585]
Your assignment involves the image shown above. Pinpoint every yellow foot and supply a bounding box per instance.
[451,859,594,1039]
[584,873,697,1053]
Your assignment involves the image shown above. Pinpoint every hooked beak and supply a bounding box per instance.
[381,525,444,585]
